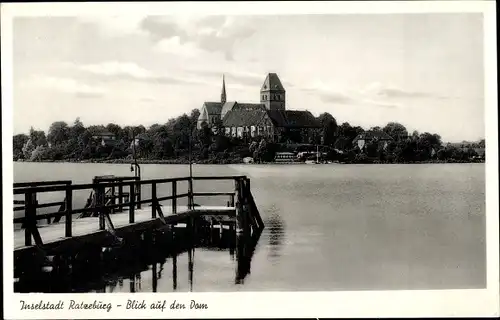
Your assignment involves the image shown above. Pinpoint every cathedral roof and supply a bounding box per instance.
[203,102,223,115]
[222,103,267,127]
[260,73,285,92]
[221,101,237,118]
[267,110,321,128]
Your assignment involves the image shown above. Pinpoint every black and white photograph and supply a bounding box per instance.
[2,1,498,318]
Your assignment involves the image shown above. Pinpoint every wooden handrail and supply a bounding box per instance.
[14,176,246,194]
[93,176,139,182]
[13,177,192,194]
[14,201,65,212]
[192,176,246,181]
[14,180,72,188]
[193,192,235,197]
[13,193,192,224]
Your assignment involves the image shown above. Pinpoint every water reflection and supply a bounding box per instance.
[266,213,285,259]
[188,248,194,292]
[235,228,263,284]
[15,224,263,293]
[172,255,177,290]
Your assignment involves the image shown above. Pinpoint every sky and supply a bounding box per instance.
[11,13,485,142]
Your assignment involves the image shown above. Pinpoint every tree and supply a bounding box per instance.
[411,130,420,141]
[13,134,29,160]
[317,112,338,146]
[29,127,48,147]
[383,122,408,141]
[417,132,442,158]
[190,109,201,124]
[22,136,37,159]
[478,139,485,148]
[71,118,85,137]
[47,121,70,146]
[106,123,123,138]
[197,122,212,148]
[338,122,363,142]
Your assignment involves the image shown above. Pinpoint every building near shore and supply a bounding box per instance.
[197,73,321,142]
[353,130,393,150]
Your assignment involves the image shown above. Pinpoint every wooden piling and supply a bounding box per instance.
[110,184,116,214]
[97,185,105,230]
[188,178,194,210]
[65,187,72,237]
[172,254,177,290]
[129,182,135,224]
[118,184,123,212]
[24,192,33,246]
[152,263,158,292]
[172,180,177,214]
[234,178,243,234]
[136,178,142,210]
[151,182,157,219]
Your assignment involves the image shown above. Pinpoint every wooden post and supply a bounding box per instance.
[92,178,98,218]
[24,192,33,246]
[229,194,235,207]
[235,178,244,234]
[136,178,142,210]
[65,186,73,237]
[188,178,193,210]
[129,182,135,223]
[245,178,251,191]
[172,254,177,290]
[98,185,105,230]
[172,180,177,214]
[152,263,158,293]
[188,248,193,291]
[25,191,43,246]
[118,184,123,212]
[111,182,116,214]
[209,219,214,243]
[151,182,157,219]
[244,178,258,231]
[241,179,250,236]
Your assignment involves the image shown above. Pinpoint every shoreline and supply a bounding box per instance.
[14,159,485,165]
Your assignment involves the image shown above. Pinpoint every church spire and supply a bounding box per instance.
[221,74,227,104]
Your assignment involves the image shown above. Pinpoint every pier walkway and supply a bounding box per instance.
[13,175,264,260]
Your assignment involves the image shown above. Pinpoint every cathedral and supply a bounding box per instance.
[197,73,321,142]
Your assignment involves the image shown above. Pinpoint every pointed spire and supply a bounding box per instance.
[221,74,227,104]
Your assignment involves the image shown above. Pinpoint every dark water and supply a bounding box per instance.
[13,162,486,291]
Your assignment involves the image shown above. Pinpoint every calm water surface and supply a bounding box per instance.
[14,162,486,291]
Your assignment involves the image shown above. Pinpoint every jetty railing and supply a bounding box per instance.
[13,175,263,249]
[14,180,72,226]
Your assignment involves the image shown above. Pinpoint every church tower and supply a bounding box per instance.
[221,74,227,104]
[260,73,286,111]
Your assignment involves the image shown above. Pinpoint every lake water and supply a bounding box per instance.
[13,162,486,291]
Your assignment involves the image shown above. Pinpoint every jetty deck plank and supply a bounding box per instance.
[14,205,235,251]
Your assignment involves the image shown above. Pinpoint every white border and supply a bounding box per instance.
[2,1,498,318]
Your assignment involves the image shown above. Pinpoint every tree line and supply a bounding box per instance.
[13,109,485,164]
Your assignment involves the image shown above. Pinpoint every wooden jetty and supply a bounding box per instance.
[13,175,264,282]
